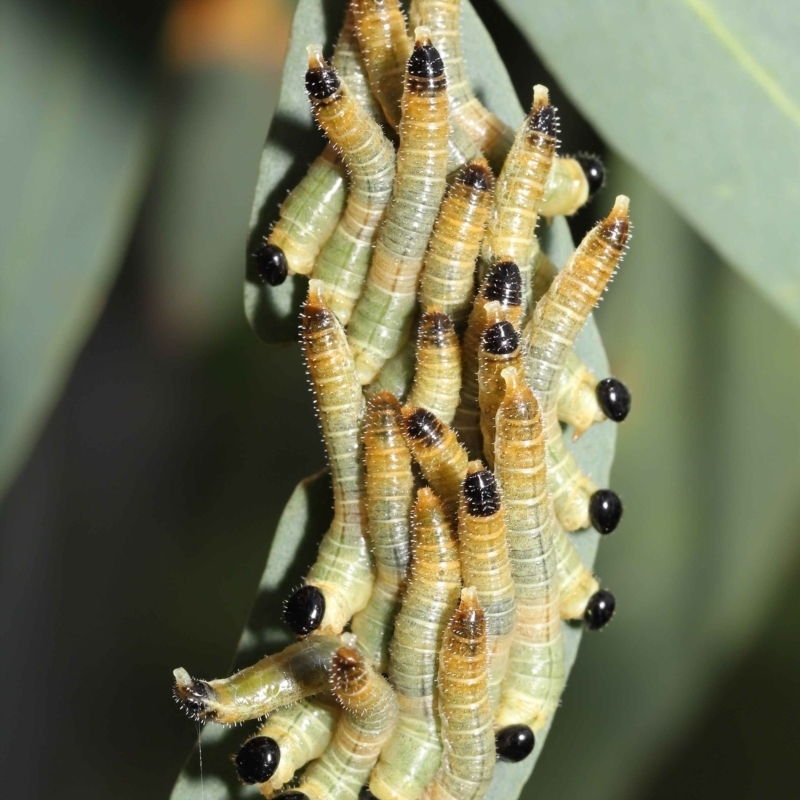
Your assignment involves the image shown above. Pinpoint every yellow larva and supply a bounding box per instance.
[418,160,495,333]
[306,48,397,325]
[482,85,558,319]
[420,586,494,800]
[364,338,417,402]
[291,637,399,800]
[452,261,522,459]
[492,367,564,742]
[347,28,451,385]
[351,392,414,670]
[457,461,516,711]
[172,636,340,724]
[235,696,340,793]
[284,281,373,636]
[523,196,631,532]
[370,488,462,800]
[538,153,605,218]
[407,308,462,426]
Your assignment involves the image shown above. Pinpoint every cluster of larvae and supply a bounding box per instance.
[174,1,633,799]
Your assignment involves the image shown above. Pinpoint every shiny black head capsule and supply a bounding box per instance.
[285,585,326,635]
[483,261,522,307]
[405,407,443,446]
[463,469,500,517]
[251,241,288,286]
[235,736,280,785]
[482,321,519,355]
[584,589,616,630]
[596,378,631,422]
[305,63,340,100]
[589,489,623,534]
[496,724,535,762]
[575,153,606,197]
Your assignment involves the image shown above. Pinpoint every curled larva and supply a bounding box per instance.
[284,281,373,636]
[420,586,494,800]
[365,338,417,402]
[457,462,516,711]
[407,308,462,426]
[453,261,522,459]
[492,367,564,753]
[418,160,495,333]
[306,48,396,325]
[235,696,340,794]
[280,637,399,800]
[350,392,414,670]
[172,636,340,724]
[347,28,451,385]
[370,488,462,800]
[523,196,631,532]
[538,152,605,218]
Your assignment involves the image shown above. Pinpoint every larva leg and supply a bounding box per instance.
[407,309,462,426]
[458,462,516,711]
[253,143,346,280]
[351,392,414,670]
[235,696,340,794]
[453,261,522,459]
[418,160,494,334]
[482,86,558,320]
[492,368,564,754]
[365,338,416,402]
[538,153,605,218]
[523,197,631,531]
[307,49,396,325]
[400,405,469,520]
[283,637,399,800]
[420,587,495,800]
[370,488,462,800]
[477,306,523,467]
[347,29,451,384]
[284,282,373,636]
[172,636,340,724]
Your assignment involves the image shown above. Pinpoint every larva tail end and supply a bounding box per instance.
[589,489,623,534]
[599,196,632,249]
[408,27,445,81]
[284,585,326,636]
[305,47,340,100]
[584,589,616,630]
[496,724,535,762]
[458,158,494,192]
[575,152,606,196]
[235,736,281,785]
[414,485,441,512]
[331,644,368,696]
[483,262,522,307]
[173,668,217,722]
[419,308,454,346]
[482,319,519,355]
[451,586,486,638]
[596,377,631,422]
[369,389,402,413]
[250,239,288,286]
[463,465,500,517]
[402,405,444,445]
[530,85,558,137]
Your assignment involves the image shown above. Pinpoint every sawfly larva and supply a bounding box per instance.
[284,282,373,636]
[236,696,340,794]
[418,160,494,333]
[347,28,451,384]
[457,462,516,711]
[537,153,605,218]
[306,48,397,325]
[365,338,417,402]
[420,586,494,800]
[370,487,462,800]
[351,392,414,670]
[407,308,462,425]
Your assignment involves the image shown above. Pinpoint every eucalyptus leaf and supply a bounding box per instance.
[496,0,800,327]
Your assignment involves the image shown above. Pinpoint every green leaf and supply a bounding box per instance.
[497,0,800,327]
[0,1,161,496]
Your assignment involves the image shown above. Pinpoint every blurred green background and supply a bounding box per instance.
[1,1,799,798]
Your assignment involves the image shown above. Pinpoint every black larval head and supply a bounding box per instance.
[576,153,606,196]
[596,377,631,422]
[589,489,623,534]
[463,469,500,517]
[305,64,340,99]
[483,262,522,307]
[284,585,326,635]
[251,241,288,286]
[585,589,616,630]
[236,737,281,784]
[496,725,535,762]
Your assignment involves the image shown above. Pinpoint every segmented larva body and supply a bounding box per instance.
[552,516,598,621]
[492,367,564,736]
[453,261,522,459]
[371,488,462,800]
[523,197,631,532]
[347,29,451,385]
[482,86,558,319]
[418,160,495,332]
[538,153,604,218]
[420,586,494,800]
[401,405,469,520]
[351,392,414,670]
[407,309,462,426]
[290,638,399,800]
[235,697,340,793]
[285,282,372,636]
[457,462,516,711]
[172,636,340,724]
[477,307,523,467]
[306,50,397,325]
[365,338,416,402]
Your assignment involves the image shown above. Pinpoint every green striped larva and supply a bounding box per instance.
[407,308,462,425]
[351,392,414,670]
[458,461,516,710]
[370,488,462,800]
[306,48,397,325]
[365,338,416,402]
[284,281,373,636]
[420,586,494,800]
[347,28,451,384]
